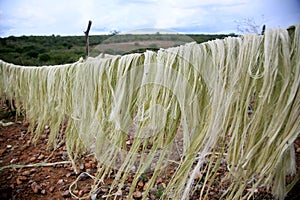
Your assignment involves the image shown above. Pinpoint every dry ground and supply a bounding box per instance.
[0,104,299,200]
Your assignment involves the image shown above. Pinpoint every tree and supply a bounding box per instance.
[235,16,265,34]
[110,29,120,35]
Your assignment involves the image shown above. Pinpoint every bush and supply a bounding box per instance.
[26,50,39,58]
[39,53,51,62]
[149,43,158,48]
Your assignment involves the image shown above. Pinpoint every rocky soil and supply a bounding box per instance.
[0,104,299,200]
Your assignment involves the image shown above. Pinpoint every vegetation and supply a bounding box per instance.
[0,33,236,66]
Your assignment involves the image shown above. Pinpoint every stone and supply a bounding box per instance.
[37,154,45,160]
[31,182,41,193]
[137,181,144,187]
[16,178,22,185]
[49,186,55,193]
[18,176,27,181]
[133,191,142,199]
[10,158,18,163]
[61,190,70,198]
[57,179,64,185]
[29,157,36,162]
[22,170,31,176]
[84,162,91,169]
[0,149,6,155]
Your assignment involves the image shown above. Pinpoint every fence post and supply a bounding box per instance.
[84,20,92,58]
[261,24,266,35]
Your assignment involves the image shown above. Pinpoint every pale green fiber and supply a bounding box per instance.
[0,25,299,200]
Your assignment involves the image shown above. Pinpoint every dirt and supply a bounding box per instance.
[92,40,187,55]
[0,104,299,200]
[0,106,96,200]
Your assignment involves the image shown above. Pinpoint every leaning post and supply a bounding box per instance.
[84,20,92,58]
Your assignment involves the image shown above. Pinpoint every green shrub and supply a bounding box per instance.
[26,50,39,58]
[39,53,51,62]
[149,43,158,48]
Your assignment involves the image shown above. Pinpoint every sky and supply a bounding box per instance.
[0,0,299,37]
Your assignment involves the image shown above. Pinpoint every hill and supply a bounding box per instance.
[0,33,236,66]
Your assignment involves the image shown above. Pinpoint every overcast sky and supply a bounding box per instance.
[0,0,299,37]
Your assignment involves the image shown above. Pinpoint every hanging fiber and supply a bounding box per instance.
[0,24,299,200]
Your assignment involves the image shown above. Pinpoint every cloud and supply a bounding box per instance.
[0,0,299,37]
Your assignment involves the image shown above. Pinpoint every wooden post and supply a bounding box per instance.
[84,20,92,58]
[261,24,266,35]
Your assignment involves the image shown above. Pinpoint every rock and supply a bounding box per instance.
[143,182,149,191]
[78,190,84,197]
[16,178,22,185]
[115,190,122,196]
[137,181,144,187]
[31,182,41,193]
[133,191,142,199]
[6,145,12,149]
[101,188,108,193]
[86,168,93,174]
[296,148,300,153]
[79,163,84,170]
[41,134,47,139]
[22,170,31,176]
[18,176,27,181]
[61,190,70,198]
[37,154,45,160]
[0,149,6,155]
[41,189,46,194]
[49,186,55,193]
[57,179,64,185]
[79,173,90,181]
[10,158,18,163]
[66,172,75,177]
[91,162,97,168]
[130,165,136,172]
[91,193,97,200]
[72,190,79,195]
[126,140,132,145]
[29,157,36,162]
[84,162,91,169]
[41,182,48,187]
